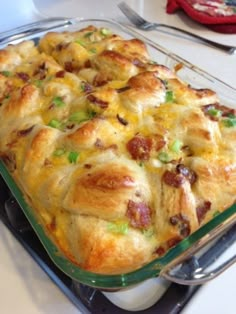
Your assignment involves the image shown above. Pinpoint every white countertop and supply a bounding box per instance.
[0,0,236,313]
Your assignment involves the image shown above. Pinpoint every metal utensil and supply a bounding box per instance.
[0,17,73,46]
[118,2,236,55]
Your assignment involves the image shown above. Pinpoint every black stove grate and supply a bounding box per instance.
[0,176,203,314]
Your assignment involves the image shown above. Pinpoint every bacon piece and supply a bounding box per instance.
[182,145,193,157]
[81,81,93,93]
[66,123,75,130]
[93,73,110,87]
[94,138,103,148]
[39,62,46,70]
[154,134,166,151]
[126,135,152,161]
[155,246,165,256]
[156,235,183,254]
[84,163,92,169]
[126,200,152,229]
[116,114,128,126]
[0,81,13,103]
[56,42,70,51]
[169,213,191,237]
[167,236,182,249]
[48,103,54,110]
[116,86,131,93]
[162,164,197,188]
[47,216,56,232]
[196,201,212,224]
[84,60,91,68]
[162,170,185,188]
[55,70,66,78]
[17,125,34,137]
[44,158,53,167]
[176,164,197,185]
[17,72,30,82]
[214,103,236,117]
[87,94,109,109]
[64,61,74,72]
[33,62,47,80]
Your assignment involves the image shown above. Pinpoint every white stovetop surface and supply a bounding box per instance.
[0,1,236,313]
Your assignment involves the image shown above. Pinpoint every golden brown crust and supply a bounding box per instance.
[120,71,166,113]
[0,25,235,274]
[63,159,151,221]
[68,215,156,274]
[191,157,236,217]
[92,50,139,81]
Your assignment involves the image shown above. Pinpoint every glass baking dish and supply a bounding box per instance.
[0,18,235,290]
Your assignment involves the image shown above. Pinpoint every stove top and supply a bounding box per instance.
[1,175,235,313]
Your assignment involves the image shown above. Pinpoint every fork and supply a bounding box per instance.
[118,2,236,55]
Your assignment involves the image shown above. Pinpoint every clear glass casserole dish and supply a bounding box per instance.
[0,18,235,290]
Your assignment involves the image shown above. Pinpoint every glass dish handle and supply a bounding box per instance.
[0,17,74,45]
[160,223,236,285]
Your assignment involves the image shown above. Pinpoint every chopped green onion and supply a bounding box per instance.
[149,60,158,65]
[89,110,97,118]
[69,111,92,123]
[157,152,171,163]
[213,210,220,218]
[1,70,12,77]
[227,113,236,119]
[68,151,79,164]
[142,227,154,237]
[52,96,65,107]
[46,75,53,82]
[107,222,129,235]
[170,139,183,153]
[89,48,97,54]
[84,31,94,38]
[100,28,111,36]
[139,162,144,167]
[165,90,174,102]
[33,79,43,88]
[162,79,168,87]
[207,108,222,118]
[75,39,86,47]
[223,118,236,127]
[80,82,88,92]
[80,82,86,92]
[48,119,62,129]
[53,148,66,156]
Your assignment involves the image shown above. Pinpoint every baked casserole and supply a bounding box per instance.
[0,25,235,274]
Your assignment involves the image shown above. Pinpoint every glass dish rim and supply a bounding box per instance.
[0,17,236,289]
